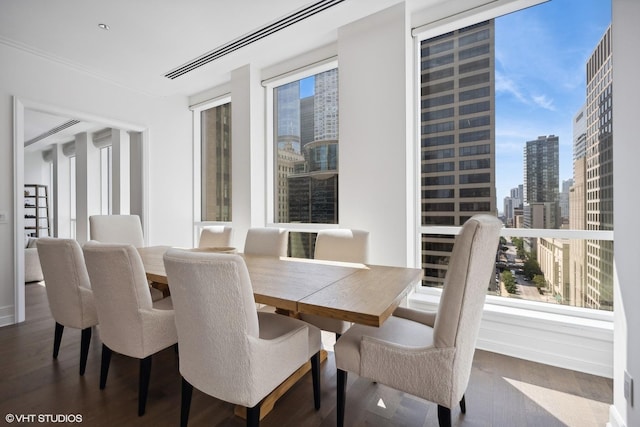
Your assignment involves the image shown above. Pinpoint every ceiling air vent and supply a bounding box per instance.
[164,0,345,80]
[25,119,81,147]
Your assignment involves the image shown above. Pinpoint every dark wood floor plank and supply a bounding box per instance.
[0,283,613,427]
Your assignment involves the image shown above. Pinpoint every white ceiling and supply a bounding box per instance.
[0,0,445,149]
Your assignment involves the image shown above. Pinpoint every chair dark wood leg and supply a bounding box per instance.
[99,345,112,389]
[79,327,92,376]
[437,405,452,427]
[53,322,64,359]
[311,351,321,410]
[138,355,152,416]
[246,403,260,427]
[460,394,466,414]
[337,369,347,427]
[180,377,193,427]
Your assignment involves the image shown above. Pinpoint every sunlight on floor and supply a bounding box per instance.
[503,377,608,426]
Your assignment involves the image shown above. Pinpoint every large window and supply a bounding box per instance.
[418,0,613,311]
[200,102,232,222]
[271,66,339,258]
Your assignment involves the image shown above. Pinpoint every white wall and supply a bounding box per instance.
[612,1,640,426]
[231,64,266,250]
[0,42,192,325]
[24,151,50,189]
[338,3,415,267]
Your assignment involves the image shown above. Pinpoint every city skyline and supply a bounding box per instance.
[297,2,612,211]
[494,0,611,205]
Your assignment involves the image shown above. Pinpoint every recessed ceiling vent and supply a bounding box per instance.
[164,0,345,80]
[25,119,81,146]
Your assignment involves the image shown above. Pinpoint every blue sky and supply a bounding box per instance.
[494,0,611,201]
[295,1,611,204]
[300,76,314,98]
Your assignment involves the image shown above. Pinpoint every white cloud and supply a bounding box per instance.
[531,94,556,111]
[495,72,527,104]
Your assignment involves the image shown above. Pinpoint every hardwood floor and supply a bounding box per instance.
[0,283,612,426]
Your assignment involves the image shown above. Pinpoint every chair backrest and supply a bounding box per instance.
[243,227,289,256]
[432,214,501,390]
[36,237,97,329]
[83,241,153,355]
[163,249,260,398]
[198,225,233,248]
[314,229,370,264]
[89,215,145,248]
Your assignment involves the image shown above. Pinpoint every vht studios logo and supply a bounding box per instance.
[5,413,83,423]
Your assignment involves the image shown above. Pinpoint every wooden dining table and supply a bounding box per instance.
[137,245,423,420]
[138,246,423,327]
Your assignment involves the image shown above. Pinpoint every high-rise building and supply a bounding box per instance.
[510,185,523,205]
[523,135,560,231]
[570,104,587,307]
[538,237,570,303]
[419,20,496,287]
[504,185,523,226]
[585,25,613,310]
[560,178,573,222]
[275,69,339,234]
[569,156,587,307]
[300,96,314,145]
[275,80,303,223]
[503,196,514,225]
[276,141,305,223]
[276,81,301,151]
[313,68,339,141]
[573,104,587,163]
[201,103,232,221]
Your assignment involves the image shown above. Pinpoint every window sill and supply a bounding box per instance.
[407,291,613,378]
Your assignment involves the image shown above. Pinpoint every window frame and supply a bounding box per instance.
[412,0,614,323]
[264,58,340,232]
[191,94,232,244]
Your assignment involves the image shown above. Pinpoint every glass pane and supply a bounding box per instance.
[419,1,613,311]
[274,68,339,224]
[422,234,612,311]
[201,103,232,221]
[288,231,317,259]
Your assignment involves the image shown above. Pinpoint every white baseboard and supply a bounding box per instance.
[408,292,613,378]
[608,404,625,427]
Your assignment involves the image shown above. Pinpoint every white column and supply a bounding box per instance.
[231,64,265,249]
[129,131,144,220]
[337,3,413,267]
[75,132,100,243]
[111,128,130,214]
[51,143,70,238]
[612,1,640,426]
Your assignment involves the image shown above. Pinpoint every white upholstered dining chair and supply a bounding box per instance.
[36,237,99,376]
[83,241,177,416]
[89,214,145,248]
[163,249,322,427]
[243,227,289,257]
[299,229,370,338]
[334,214,502,427]
[198,225,233,248]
